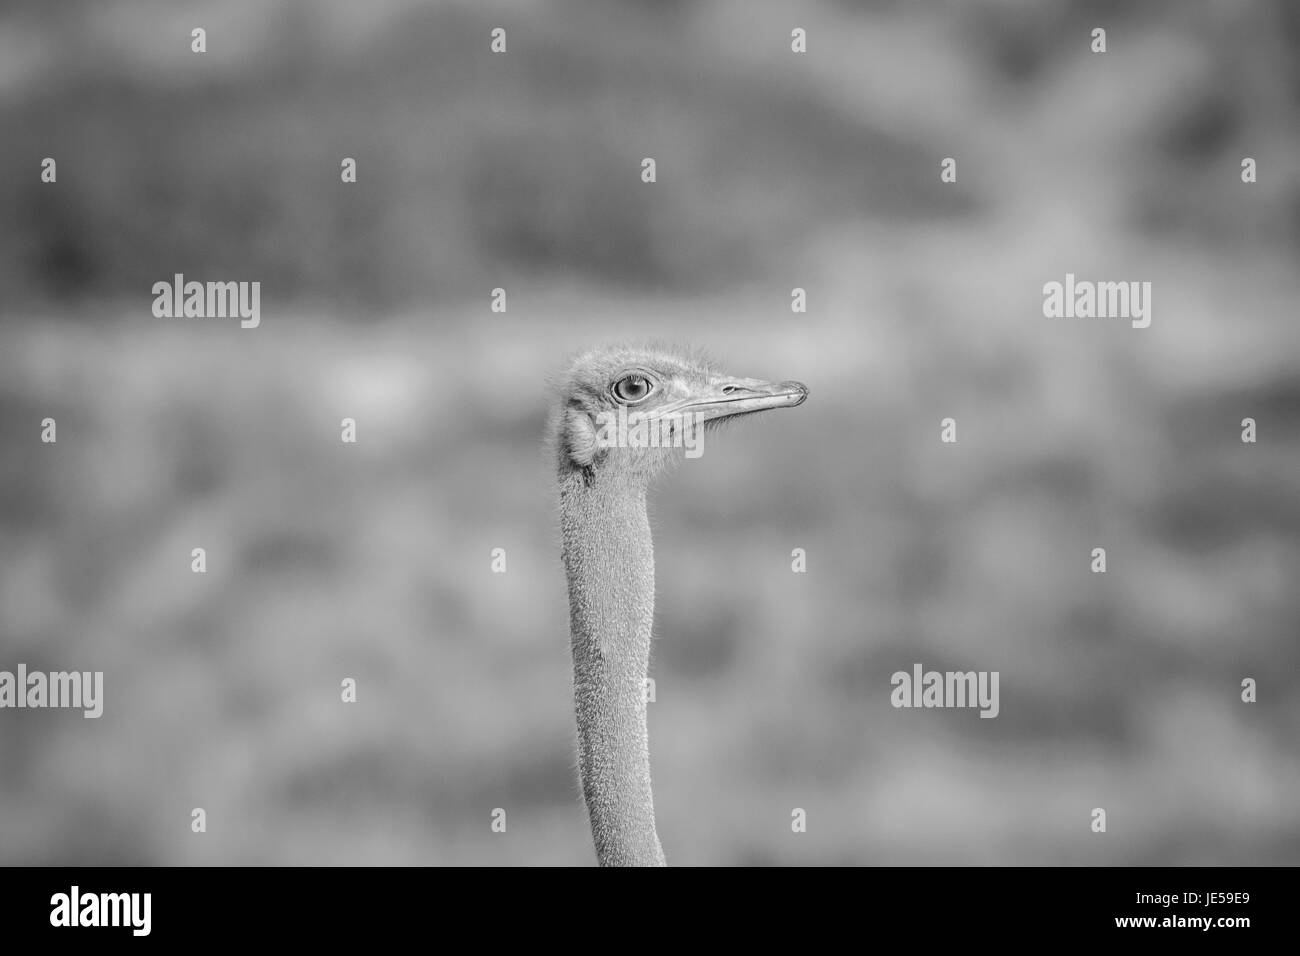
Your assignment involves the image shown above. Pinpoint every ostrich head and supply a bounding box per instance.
[553,341,807,866]
[552,342,808,480]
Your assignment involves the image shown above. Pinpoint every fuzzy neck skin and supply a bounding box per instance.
[559,464,665,866]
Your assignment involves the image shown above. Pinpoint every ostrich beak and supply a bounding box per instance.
[669,377,809,422]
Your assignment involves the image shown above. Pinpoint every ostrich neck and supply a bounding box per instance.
[560,467,665,866]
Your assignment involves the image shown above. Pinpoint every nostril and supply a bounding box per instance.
[721,385,739,394]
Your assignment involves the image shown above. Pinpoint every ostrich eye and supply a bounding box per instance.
[612,374,653,404]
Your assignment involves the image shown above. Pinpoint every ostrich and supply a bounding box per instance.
[550,343,808,866]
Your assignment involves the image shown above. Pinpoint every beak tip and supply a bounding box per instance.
[783,381,809,406]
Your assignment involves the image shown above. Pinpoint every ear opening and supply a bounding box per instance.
[563,404,600,469]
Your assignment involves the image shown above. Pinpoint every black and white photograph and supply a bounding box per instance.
[0,0,1295,935]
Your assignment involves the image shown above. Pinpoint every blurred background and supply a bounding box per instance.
[1,0,1298,865]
